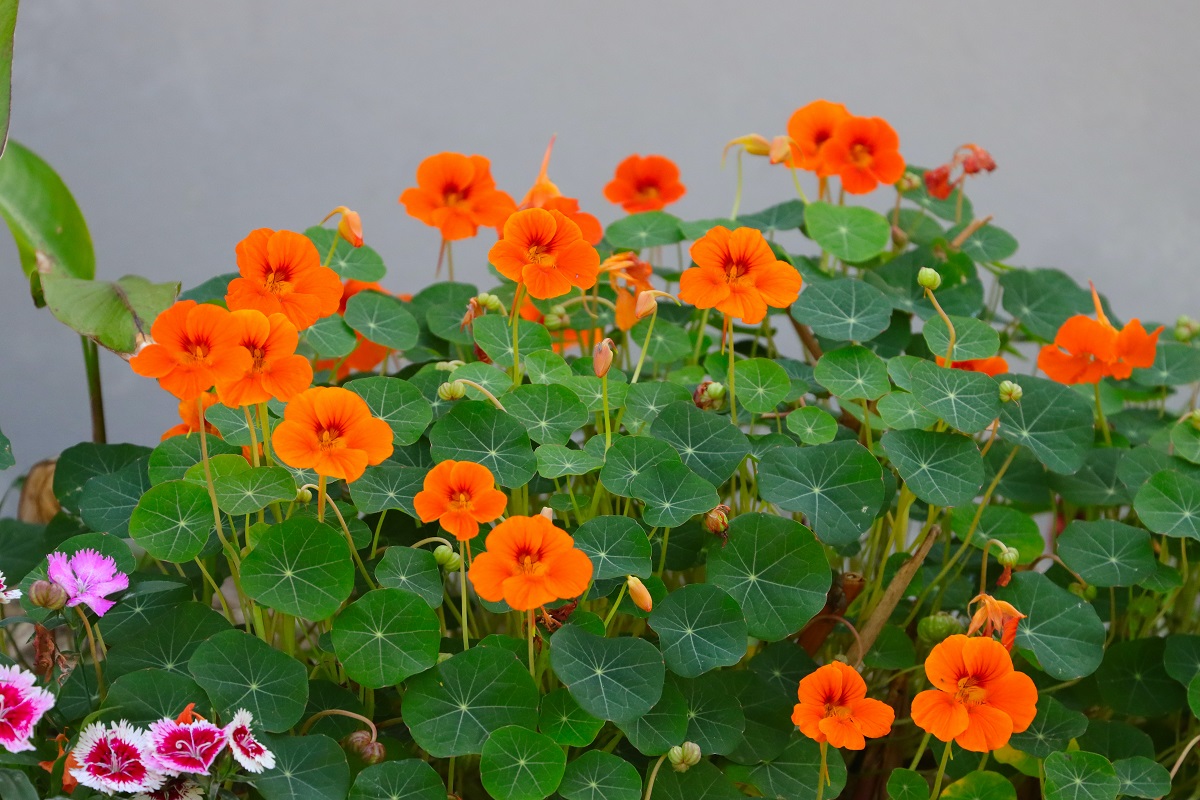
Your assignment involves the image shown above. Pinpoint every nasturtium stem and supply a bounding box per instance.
[242,406,261,467]
[691,308,711,365]
[322,234,338,269]
[731,150,744,220]
[460,539,470,652]
[323,488,376,589]
[929,742,953,800]
[908,731,931,770]
[789,164,810,204]
[195,557,234,623]
[601,374,612,450]
[369,509,388,560]
[726,315,738,425]
[527,610,537,678]
[81,337,107,444]
[630,306,658,385]
[1094,382,1113,445]
[317,474,328,522]
[656,527,670,576]
[925,289,957,366]
[510,285,525,385]
[603,582,628,630]
[76,606,105,701]
[257,403,276,465]
[816,741,829,800]
[643,754,668,800]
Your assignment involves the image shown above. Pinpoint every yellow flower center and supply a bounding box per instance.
[450,491,472,511]
[518,552,547,577]
[263,270,292,296]
[526,244,555,267]
[317,429,341,452]
[822,703,852,720]
[444,188,466,207]
[636,184,660,200]
[849,143,873,168]
[955,677,987,706]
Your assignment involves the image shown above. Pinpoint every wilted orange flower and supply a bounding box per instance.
[603,253,655,331]
[820,116,906,195]
[1037,284,1161,384]
[131,300,252,402]
[911,634,1038,752]
[603,154,686,213]
[272,386,393,482]
[322,206,363,247]
[161,392,221,440]
[226,229,342,331]
[413,460,508,541]
[786,100,851,175]
[935,355,1010,377]
[489,208,600,300]
[399,152,516,241]
[678,226,802,325]
[792,661,894,750]
[967,594,1025,652]
[468,514,593,611]
[215,310,313,407]
[314,280,399,380]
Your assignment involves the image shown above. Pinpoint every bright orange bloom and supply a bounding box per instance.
[161,392,221,441]
[935,355,1010,377]
[967,594,1026,652]
[1037,284,1161,384]
[468,514,594,611]
[131,300,253,402]
[272,387,393,482]
[399,152,517,241]
[489,208,600,300]
[314,280,394,380]
[820,116,906,195]
[215,310,313,407]
[911,635,1038,753]
[603,253,655,331]
[322,206,363,247]
[413,460,508,541]
[226,229,343,331]
[603,154,686,213]
[678,226,802,325]
[786,100,851,175]
[792,661,894,750]
[504,139,603,245]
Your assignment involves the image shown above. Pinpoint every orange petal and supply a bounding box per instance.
[955,703,1014,753]
[911,690,969,742]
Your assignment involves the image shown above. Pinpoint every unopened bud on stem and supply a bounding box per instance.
[998,380,1022,403]
[438,381,467,402]
[29,580,67,611]
[668,742,702,772]
[593,338,616,378]
[626,576,653,613]
[433,544,462,571]
[917,267,942,291]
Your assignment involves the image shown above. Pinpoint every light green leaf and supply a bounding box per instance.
[651,401,750,485]
[941,771,1016,800]
[1135,470,1200,540]
[332,588,440,688]
[213,466,295,515]
[631,317,693,364]
[129,479,213,563]
[550,623,665,723]
[479,725,566,800]
[349,464,424,517]
[923,315,1000,361]
[732,358,791,413]
[345,376,433,446]
[536,441,606,479]
[623,382,693,433]
[804,202,890,263]
[344,290,419,350]
[792,277,892,342]
[947,222,1018,263]
[886,768,928,800]
[525,350,573,385]
[305,315,358,358]
[786,406,838,444]
[42,273,179,354]
[814,345,890,401]
[605,211,684,250]
[473,314,552,368]
[304,226,386,282]
[506,383,589,445]
[999,268,1092,341]
[375,545,443,608]
[877,391,939,430]
[1043,751,1119,800]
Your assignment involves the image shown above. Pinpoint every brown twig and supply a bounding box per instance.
[849,524,941,664]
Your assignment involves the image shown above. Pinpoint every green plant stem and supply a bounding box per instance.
[322,233,338,268]
[691,308,711,365]
[510,285,525,385]
[929,742,953,800]
[76,606,105,701]
[656,527,670,576]
[243,405,261,467]
[789,164,810,204]
[324,489,376,589]
[643,754,668,800]
[909,731,931,770]
[731,149,744,220]
[81,337,107,443]
[601,374,612,450]
[195,557,234,623]
[460,539,470,652]
[604,582,628,630]
[925,289,956,366]
[726,316,738,425]
[257,403,277,464]
[527,609,537,678]
[816,741,829,800]
[630,307,657,384]
[1094,382,1112,445]
[369,509,388,560]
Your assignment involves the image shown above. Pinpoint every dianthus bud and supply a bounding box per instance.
[896,171,923,193]
[323,206,364,247]
[626,576,653,613]
[704,504,731,536]
[998,380,1022,403]
[435,360,465,372]
[296,487,313,503]
[917,612,964,647]
[917,267,942,291]
[477,292,504,313]
[1068,582,1097,602]
[593,338,616,378]
[433,544,462,571]
[438,381,466,402]
[693,380,726,411]
[997,547,1020,568]
[29,580,67,611]
[635,290,659,321]
[722,134,771,163]
[668,742,702,772]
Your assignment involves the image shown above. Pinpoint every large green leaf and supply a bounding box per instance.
[876,391,939,431]
[650,760,745,800]
[479,725,566,800]
[757,441,884,545]
[344,376,433,446]
[650,583,747,677]
[996,373,1095,474]
[79,457,150,538]
[128,479,213,563]
[792,277,892,342]
[743,736,847,800]
[941,771,1015,800]
[374,545,443,608]
[348,760,445,800]
[813,345,890,401]
[0,770,37,800]
[558,751,640,800]
[304,226,386,282]
[538,688,604,747]
[214,466,295,515]
[1043,751,1120,800]
[996,572,1104,680]
[349,465,424,517]
[505,383,589,445]
[41,273,179,354]
[630,459,720,528]
[189,629,309,731]
[804,202,889,263]
[1095,638,1186,717]
[1134,469,1200,540]
[1057,520,1156,587]
[98,668,209,726]
[106,601,229,679]
[332,588,440,688]
[240,517,355,619]
[429,400,537,488]
[1133,341,1200,386]
[651,401,749,485]
[999,268,1092,341]
[614,683,688,756]
[630,318,692,365]
[623,381,693,433]
[908,360,999,434]
[254,734,350,800]
[572,516,652,580]
[550,623,665,723]
[344,290,419,350]
[1009,696,1088,759]
[1113,756,1171,799]
[880,429,984,507]
[672,673,745,755]
[605,211,684,250]
[600,435,680,497]
[731,358,791,414]
[54,441,150,513]
[474,314,553,368]
[923,315,1000,361]
[306,315,358,358]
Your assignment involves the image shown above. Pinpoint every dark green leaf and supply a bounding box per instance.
[804,202,889,263]
[908,360,1000,434]
[573,516,652,580]
[345,376,432,447]
[650,584,747,677]
[559,751,640,800]
[550,623,664,723]
[1043,751,1119,800]
[880,429,984,507]
[253,734,349,800]
[813,345,889,401]
[348,760,445,800]
[538,689,604,747]
[189,628,309,731]
[923,315,1000,361]
[1095,637,1186,717]
[332,588,440,687]
[651,401,749,485]
[630,459,720,528]
[997,572,1104,680]
[429,400,536,488]
[606,211,684,250]
[479,725,566,800]
[757,441,884,545]
[996,373,1095,474]
[241,517,355,619]
[1057,520,1156,587]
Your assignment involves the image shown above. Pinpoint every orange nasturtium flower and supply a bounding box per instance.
[820,116,906,195]
[413,460,508,541]
[967,594,1026,652]
[1037,284,1161,384]
[161,392,220,440]
[489,208,600,300]
[911,634,1038,752]
[399,152,517,241]
[502,137,603,245]
[468,514,594,611]
[792,661,895,750]
[603,154,686,213]
[785,100,851,175]
[272,386,393,482]
[603,253,655,331]
[215,310,313,408]
[131,300,252,402]
[226,229,343,331]
[677,226,802,325]
[935,355,1010,377]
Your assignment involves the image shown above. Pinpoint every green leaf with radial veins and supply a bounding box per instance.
[304,226,386,282]
[605,210,684,250]
[885,768,928,800]
[877,391,939,430]
[344,376,432,446]
[1134,470,1200,540]
[97,668,210,727]
[623,381,692,433]
[1010,696,1089,759]
[550,623,665,723]
[803,202,889,263]
[599,435,680,497]
[558,751,640,800]
[614,683,688,756]
[1133,341,1200,386]
[630,458,720,528]
[706,513,830,641]
[105,602,229,679]
[996,571,1105,680]
[651,401,749,485]
[572,516,652,580]
[252,733,350,800]
[538,689,604,747]
[374,545,443,608]
[650,583,747,677]
[813,345,890,400]
[922,314,1000,361]
[757,441,884,545]
[189,629,309,731]
[880,429,984,507]
[1095,637,1186,717]
[305,315,358,358]
[732,357,791,413]
[348,464,424,517]
[671,673,745,755]
[473,314,553,368]
[743,736,847,800]
[996,373,1095,474]
[999,267,1093,341]
[504,383,589,445]
[348,760,446,800]
[80,457,150,538]
[343,290,419,350]
[129,479,214,563]
[240,517,355,619]
[1043,751,1120,800]
[332,588,440,688]
[947,222,1018,263]
[524,350,572,384]
[791,277,892,342]
[41,273,179,354]
[1113,756,1171,799]
[739,199,805,232]
[535,441,605,479]
[941,772,1016,800]
[1057,520,1156,587]
[952,504,1044,564]
[479,726,566,800]
[428,400,537,488]
[631,317,692,364]
[214,466,295,515]
[908,359,1000,434]
[786,406,838,445]
[651,760,746,800]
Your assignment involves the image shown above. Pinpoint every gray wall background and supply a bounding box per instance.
[2,2,1198,478]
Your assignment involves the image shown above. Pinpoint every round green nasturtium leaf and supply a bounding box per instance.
[1051,447,1129,507]
[79,457,150,539]
[744,736,847,800]
[948,221,1018,263]
[941,771,1016,800]
[952,504,1044,564]
[550,623,665,723]
[876,391,938,431]
[741,199,806,232]
[344,289,419,351]
[332,588,440,688]
[374,545,443,608]
[757,441,884,546]
[305,226,387,282]
[189,629,309,731]
[864,624,916,670]
[558,751,640,800]
[886,355,923,391]
[1133,341,1200,386]
[306,314,359,358]
[1165,635,1200,687]
[721,670,793,765]
[451,361,514,403]
[203,403,258,445]
[99,668,209,727]
[996,373,1095,474]
[525,350,572,385]
[999,267,1093,341]
[426,301,476,345]
[631,317,693,365]
[650,583,747,677]
[1134,469,1200,540]
[922,315,1000,361]
[908,360,1000,434]
[1057,520,1156,587]
[630,459,720,529]
[786,406,838,445]
[572,516,652,580]
[536,441,605,479]
[504,383,590,446]
[98,579,193,645]
[213,466,295,515]
[479,725,566,800]
[732,357,791,414]
[880,429,984,508]
[813,345,890,401]
[672,673,745,755]
[996,571,1105,681]
[623,381,693,433]
[402,647,539,758]
[605,210,684,250]
[128,479,212,563]
[804,201,889,263]
[54,441,151,514]
[1113,756,1172,800]
[1009,696,1089,759]
[240,517,355,620]
[614,682,688,756]
[651,401,750,485]
[252,733,350,800]
[344,376,433,447]
[561,375,628,413]
[348,760,445,800]
[651,760,744,800]
[147,434,240,485]
[349,464,424,517]
[182,453,249,485]
[105,601,230,679]
[429,400,537,488]
[885,768,928,800]
[538,688,604,747]
[1095,637,1186,717]
[1171,420,1200,464]
[473,315,553,368]
[1078,719,1155,761]
[750,641,817,703]
[792,277,892,342]
[600,435,680,497]
[1043,751,1120,800]
[707,513,830,641]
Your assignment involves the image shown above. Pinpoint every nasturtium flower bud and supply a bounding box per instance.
[434,360,464,372]
[433,544,462,571]
[1174,315,1200,342]
[1188,409,1200,431]
[668,742,702,772]
[539,508,555,521]
[917,267,942,291]
[344,730,385,764]
[626,576,653,612]
[635,290,658,321]
[693,381,726,411]
[322,206,364,247]
[997,547,1020,568]
[549,305,568,318]
[542,313,567,331]
[704,504,730,536]
[296,487,313,503]
[477,292,504,313]
[917,612,964,647]
[998,380,1023,403]
[723,133,772,159]
[1068,582,1097,602]
[29,580,67,611]
[896,171,923,193]
[438,381,466,402]
[593,338,616,378]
